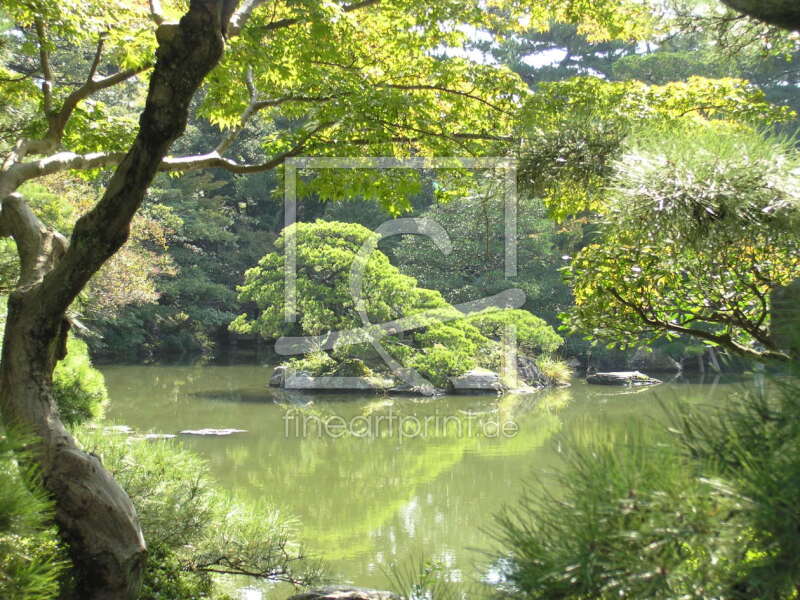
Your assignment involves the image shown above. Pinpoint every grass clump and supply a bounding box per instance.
[76,427,325,599]
[0,434,66,600]
[534,356,572,385]
[494,368,800,599]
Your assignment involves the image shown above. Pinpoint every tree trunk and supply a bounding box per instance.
[0,1,230,598]
[0,298,146,600]
[721,0,800,31]
[771,278,800,360]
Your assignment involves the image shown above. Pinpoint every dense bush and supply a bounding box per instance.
[0,436,65,600]
[414,322,484,357]
[407,345,478,388]
[495,369,800,599]
[563,124,800,360]
[464,308,563,355]
[76,427,324,599]
[233,222,565,387]
[288,351,375,378]
[2,298,106,427]
[52,337,108,427]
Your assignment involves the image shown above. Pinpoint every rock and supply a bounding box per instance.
[516,355,544,387]
[771,277,800,357]
[387,382,436,396]
[448,369,504,394]
[105,425,133,434]
[179,428,248,436]
[586,371,662,386]
[287,587,400,600]
[628,347,681,373]
[269,365,288,387]
[284,372,394,392]
[515,354,571,388]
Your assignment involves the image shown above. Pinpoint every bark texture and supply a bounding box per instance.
[0,1,230,598]
[771,278,800,360]
[721,0,800,31]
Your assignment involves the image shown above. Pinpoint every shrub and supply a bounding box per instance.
[287,351,375,378]
[413,322,485,357]
[329,358,374,377]
[408,345,476,388]
[287,350,337,376]
[0,435,66,600]
[494,369,800,599]
[52,337,108,427]
[534,356,572,385]
[494,429,733,599]
[465,309,563,355]
[76,427,324,600]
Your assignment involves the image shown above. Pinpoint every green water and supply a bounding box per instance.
[101,365,751,594]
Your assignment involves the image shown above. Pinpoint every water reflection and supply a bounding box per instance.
[101,365,750,593]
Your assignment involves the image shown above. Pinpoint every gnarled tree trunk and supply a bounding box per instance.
[721,0,800,31]
[772,278,800,360]
[0,2,231,598]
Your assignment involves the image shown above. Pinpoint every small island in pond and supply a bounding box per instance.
[232,222,573,395]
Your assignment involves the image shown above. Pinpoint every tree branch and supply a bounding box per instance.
[173,120,333,173]
[8,117,512,185]
[255,0,381,33]
[607,287,790,362]
[0,193,67,288]
[227,0,269,36]
[215,80,337,155]
[10,151,127,186]
[87,34,107,82]
[377,83,515,117]
[35,63,152,154]
[149,0,166,25]
[214,70,513,157]
[368,116,513,143]
[213,67,336,156]
[34,18,54,117]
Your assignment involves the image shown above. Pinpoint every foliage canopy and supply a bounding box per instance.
[232,220,563,386]
[562,124,800,360]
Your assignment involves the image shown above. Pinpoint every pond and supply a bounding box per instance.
[101,364,754,596]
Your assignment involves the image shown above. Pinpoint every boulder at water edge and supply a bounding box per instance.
[586,371,662,386]
[284,371,394,392]
[448,369,504,394]
[269,365,288,387]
